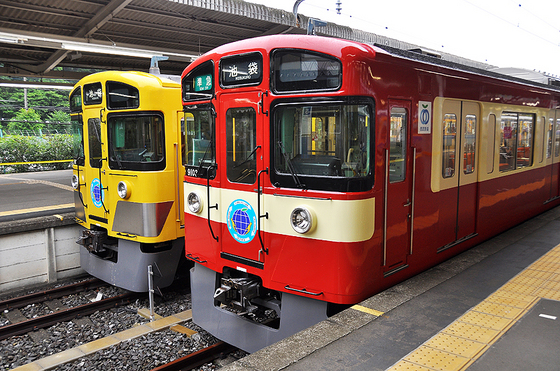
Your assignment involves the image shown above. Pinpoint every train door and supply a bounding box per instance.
[440,100,479,249]
[384,101,413,274]
[84,108,109,225]
[219,91,268,268]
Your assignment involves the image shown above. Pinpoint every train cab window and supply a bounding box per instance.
[182,60,214,102]
[184,106,216,177]
[463,115,477,174]
[107,82,139,110]
[71,115,85,166]
[442,114,457,178]
[272,50,342,93]
[107,113,165,171]
[390,108,407,183]
[69,87,82,113]
[272,100,373,192]
[226,108,257,184]
[83,82,102,106]
[499,112,534,172]
[88,118,102,168]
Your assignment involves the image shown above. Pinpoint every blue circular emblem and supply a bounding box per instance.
[420,108,430,125]
[227,199,257,244]
[90,178,104,208]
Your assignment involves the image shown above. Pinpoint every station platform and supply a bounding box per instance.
[0,169,73,223]
[225,205,560,371]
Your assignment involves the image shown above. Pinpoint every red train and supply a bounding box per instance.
[181,34,560,352]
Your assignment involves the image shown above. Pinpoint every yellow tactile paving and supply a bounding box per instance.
[10,309,193,371]
[387,243,560,371]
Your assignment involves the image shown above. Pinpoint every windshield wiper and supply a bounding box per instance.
[277,141,304,189]
[234,145,260,168]
[196,133,214,177]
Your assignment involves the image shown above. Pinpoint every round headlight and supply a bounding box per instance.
[117,181,131,199]
[71,174,79,190]
[187,192,202,213]
[290,207,314,234]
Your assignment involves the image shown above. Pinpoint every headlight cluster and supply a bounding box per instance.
[117,181,132,199]
[290,207,315,234]
[187,192,202,213]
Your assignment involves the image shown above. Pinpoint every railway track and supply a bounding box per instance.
[150,341,238,371]
[0,277,142,341]
[0,291,141,340]
[0,278,105,311]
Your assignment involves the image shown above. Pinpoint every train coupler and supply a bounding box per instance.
[214,277,261,314]
[76,229,108,254]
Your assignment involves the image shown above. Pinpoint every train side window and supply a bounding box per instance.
[500,112,535,172]
[500,113,517,172]
[555,117,560,158]
[547,117,553,159]
[442,114,457,178]
[517,113,534,169]
[226,107,257,184]
[463,114,476,174]
[487,114,496,174]
[389,108,407,183]
[88,118,102,168]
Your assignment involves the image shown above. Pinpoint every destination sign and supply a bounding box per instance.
[221,53,263,87]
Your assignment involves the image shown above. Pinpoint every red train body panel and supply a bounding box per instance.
[180,34,560,352]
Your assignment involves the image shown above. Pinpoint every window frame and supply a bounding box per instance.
[107,111,166,171]
[270,96,374,193]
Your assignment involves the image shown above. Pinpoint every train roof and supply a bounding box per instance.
[187,34,560,96]
[73,71,180,90]
[374,44,560,94]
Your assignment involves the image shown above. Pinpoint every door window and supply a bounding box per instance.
[390,108,407,183]
[227,107,257,184]
[442,114,457,178]
[88,118,102,168]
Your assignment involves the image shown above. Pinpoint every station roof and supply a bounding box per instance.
[0,0,493,86]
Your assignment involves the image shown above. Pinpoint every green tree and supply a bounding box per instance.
[46,110,71,133]
[8,108,43,133]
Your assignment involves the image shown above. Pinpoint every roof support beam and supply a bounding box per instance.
[30,0,133,75]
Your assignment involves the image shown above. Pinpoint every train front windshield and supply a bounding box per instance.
[272,102,372,192]
[108,114,165,171]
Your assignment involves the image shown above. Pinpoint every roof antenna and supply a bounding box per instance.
[149,55,168,75]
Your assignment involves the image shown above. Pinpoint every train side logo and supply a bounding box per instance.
[418,101,432,134]
[90,178,104,208]
[226,199,257,244]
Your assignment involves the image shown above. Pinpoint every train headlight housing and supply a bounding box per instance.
[290,206,315,234]
[117,181,131,199]
[187,192,202,214]
[71,174,79,190]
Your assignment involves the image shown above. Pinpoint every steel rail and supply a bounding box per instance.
[0,292,141,340]
[150,341,237,371]
[0,278,105,311]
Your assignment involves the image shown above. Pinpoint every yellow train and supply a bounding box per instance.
[69,71,185,292]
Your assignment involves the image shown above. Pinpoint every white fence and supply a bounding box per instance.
[0,217,83,293]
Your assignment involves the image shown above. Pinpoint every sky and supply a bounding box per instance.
[245,0,560,78]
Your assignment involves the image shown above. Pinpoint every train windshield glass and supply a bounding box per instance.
[273,101,372,192]
[184,107,216,177]
[69,87,82,113]
[71,115,85,166]
[108,113,165,171]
